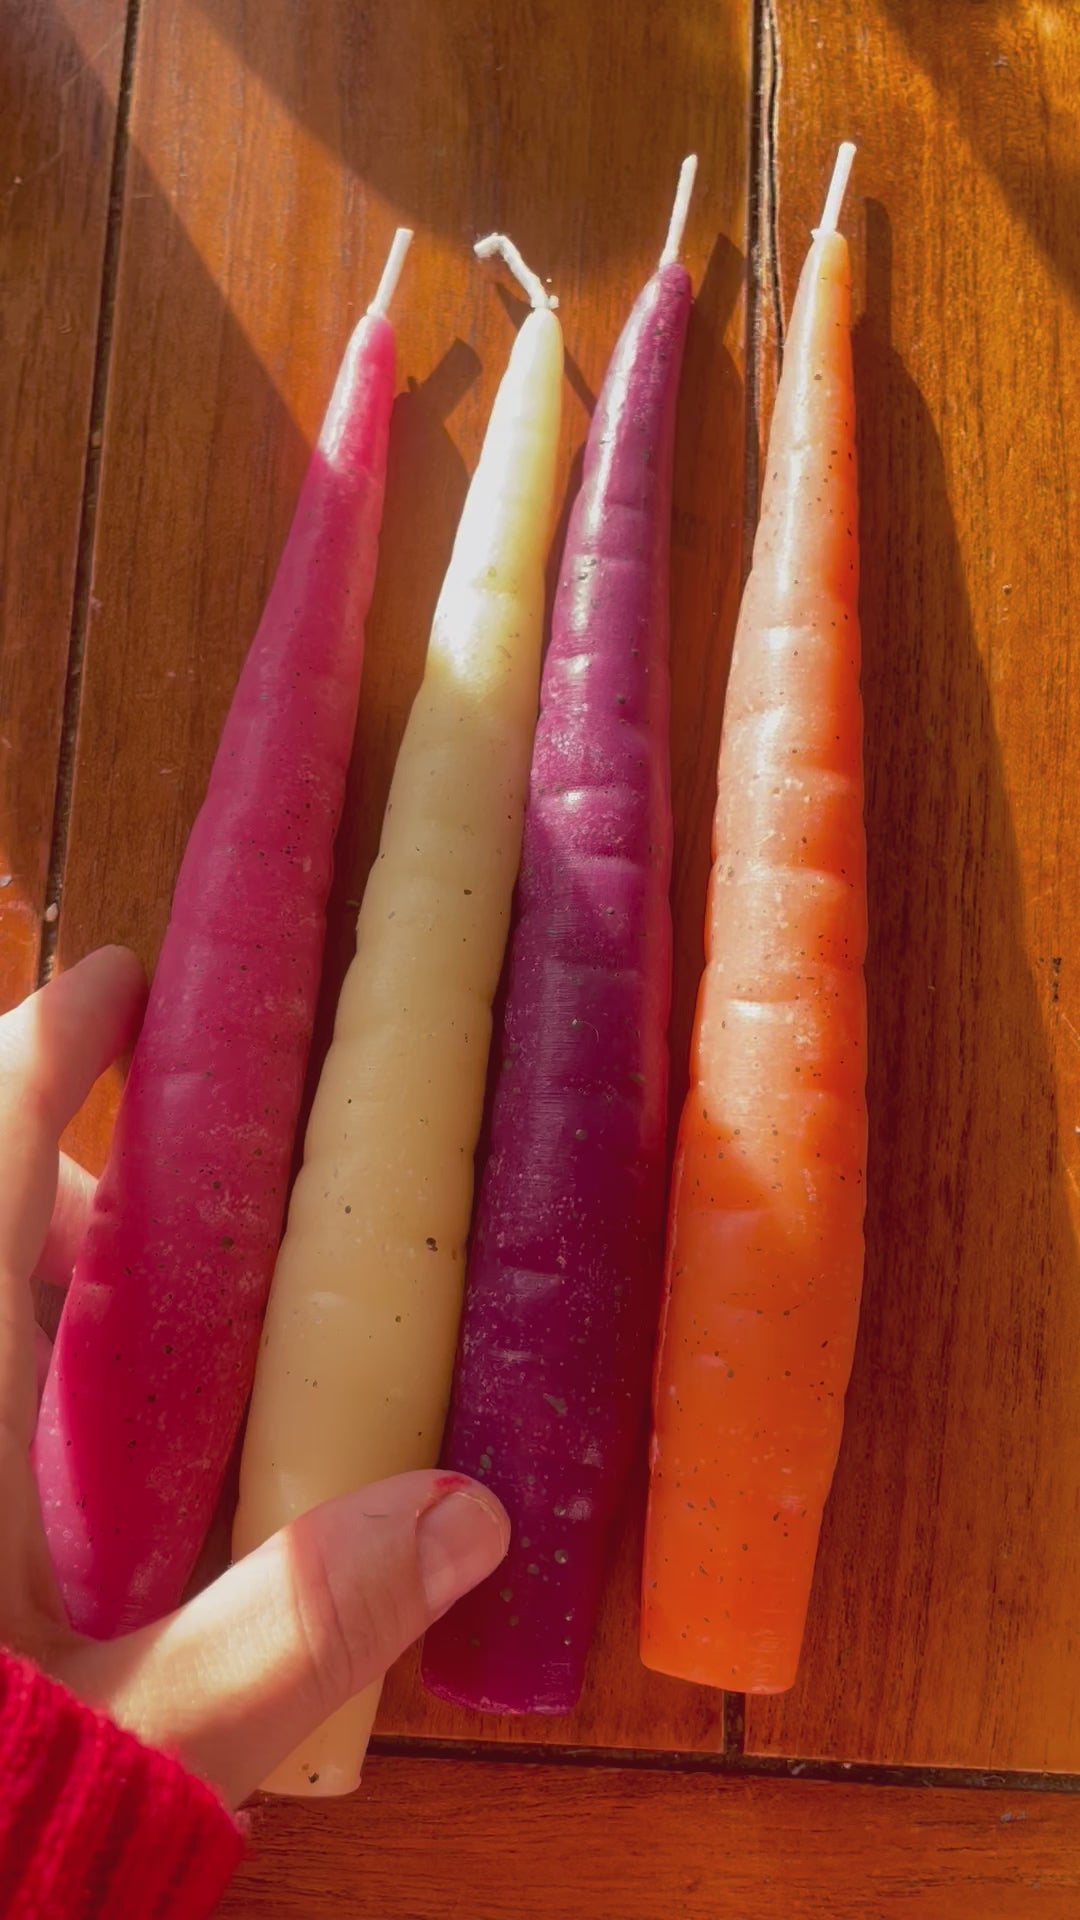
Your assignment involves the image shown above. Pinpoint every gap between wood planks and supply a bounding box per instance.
[369,1733,1080,1798]
[713,0,782,1770]
[38,0,144,987]
[742,0,783,569]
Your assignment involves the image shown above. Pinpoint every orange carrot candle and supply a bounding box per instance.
[641,144,865,1693]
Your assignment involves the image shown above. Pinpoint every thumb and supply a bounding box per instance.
[64,1470,508,1805]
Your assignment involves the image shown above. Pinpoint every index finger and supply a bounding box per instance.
[0,948,145,1447]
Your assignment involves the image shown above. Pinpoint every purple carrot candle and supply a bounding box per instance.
[421,163,696,1714]
[34,232,411,1637]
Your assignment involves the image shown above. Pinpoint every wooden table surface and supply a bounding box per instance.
[3,0,1079,1912]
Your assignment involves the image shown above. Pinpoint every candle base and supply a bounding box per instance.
[259,1682,381,1798]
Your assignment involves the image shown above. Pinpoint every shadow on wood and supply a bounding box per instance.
[879,0,1080,306]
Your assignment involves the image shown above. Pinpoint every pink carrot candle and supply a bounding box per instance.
[34,230,411,1637]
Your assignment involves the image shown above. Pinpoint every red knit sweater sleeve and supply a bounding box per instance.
[0,1648,243,1918]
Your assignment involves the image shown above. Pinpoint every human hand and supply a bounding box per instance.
[1,947,509,1806]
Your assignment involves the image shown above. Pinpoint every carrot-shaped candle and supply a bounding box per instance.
[421,159,697,1717]
[33,230,412,1637]
[231,239,563,1794]
[642,144,866,1693]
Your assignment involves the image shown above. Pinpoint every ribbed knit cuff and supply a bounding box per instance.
[0,1651,243,1919]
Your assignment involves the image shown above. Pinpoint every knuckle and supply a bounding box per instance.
[286,1520,360,1708]
[287,1512,423,1706]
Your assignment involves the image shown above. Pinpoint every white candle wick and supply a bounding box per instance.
[474,233,559,310]
[659,153,699,268]
[368,228,414,318]
[814,142,857,238]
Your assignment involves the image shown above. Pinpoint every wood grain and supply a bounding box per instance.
[219,1755,1080,1919]
[53,0,750,1750]
[745,0,1080,1770]
[0,0,128,1007]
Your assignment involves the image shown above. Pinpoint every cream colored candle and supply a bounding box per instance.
[232,241,563,1796]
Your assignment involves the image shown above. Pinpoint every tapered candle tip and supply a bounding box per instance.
[814,142,856,238]
[368,228,413,318]
[474,233,559,310]
[659,154,699,268]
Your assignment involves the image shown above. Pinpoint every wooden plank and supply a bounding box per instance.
[0,0,128,1006]
[219,1755,1080,1919]
[55,0,751,1750]
[745,1,1080,1769]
